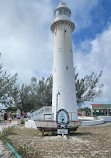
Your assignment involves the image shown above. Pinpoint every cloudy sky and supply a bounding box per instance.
[0,0,111,107]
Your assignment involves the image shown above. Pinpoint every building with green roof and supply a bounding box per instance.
[91,104,111,116]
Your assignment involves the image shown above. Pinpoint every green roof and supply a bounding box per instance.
[92,104,111,109]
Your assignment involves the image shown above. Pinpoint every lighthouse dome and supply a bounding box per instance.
[59,1,66,6]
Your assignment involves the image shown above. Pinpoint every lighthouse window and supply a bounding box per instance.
[58,48,62,52]
[55,10,59,17]
[62,9,65,14]
[67,12,70,17]
[64,10,71,17]
[64,10,67,15]
[59,9,63,15]
[55,9,70,17]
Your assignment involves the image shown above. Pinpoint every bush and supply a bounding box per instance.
[0,127,13,140]
[20,120,25,125]
[12,113,16,118]
[17,145,39,158]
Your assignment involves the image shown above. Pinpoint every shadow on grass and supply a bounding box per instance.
[41,131,93,137]
[44,131,57,136]
[69,131,93,136]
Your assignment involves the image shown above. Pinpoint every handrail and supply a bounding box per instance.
[31,106,52,119]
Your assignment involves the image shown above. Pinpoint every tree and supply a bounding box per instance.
[35,71,103,108]
[36,76,52,108]
[75,71,103,107]
[19,76,52,112]
[0,60,103,111]
[18,71,103,111]
[18,84,33,112]
[0,64,18,107]
[44,75,52,106]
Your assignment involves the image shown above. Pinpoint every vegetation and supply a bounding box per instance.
[78,107,91,116]
[17,145,39,158]
[0,61,103,111]
[0,127,14,140]
[75,71,103,107]
[6,125,111,158]
[20,120,25,125]
[0,64,18,107]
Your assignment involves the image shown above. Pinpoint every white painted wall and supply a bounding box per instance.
[98,116,111,122]
[25,120,37,129]
[30,106,52,121]
[81,119,104,126]
[78,116,96,121]
[51,2,78,121]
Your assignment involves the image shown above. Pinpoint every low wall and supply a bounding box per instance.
[78,116,96,121]
[81,119,104,126]
[98,116,111,122]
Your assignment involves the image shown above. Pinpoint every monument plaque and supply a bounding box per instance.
[56,109,69,128]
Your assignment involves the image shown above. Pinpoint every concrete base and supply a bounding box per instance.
[81,119,104,126]
[98,116,111,122]
[25,120,36,129]
[35,120,81,132]
[25,120,81,132]
[78,116,104,126]
[78,116,96,121]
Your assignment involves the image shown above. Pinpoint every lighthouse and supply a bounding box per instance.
[26,1,81,131]
[51,1,78,121]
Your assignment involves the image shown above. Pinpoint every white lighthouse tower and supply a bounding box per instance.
[51,1,78,121]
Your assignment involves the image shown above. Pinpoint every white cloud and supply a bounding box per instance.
[74,24,111,105]
[0,0,110,105]
[0,0,53,83]
[63,0,99,31]
[0,0,99,84]
[80,40,92,53]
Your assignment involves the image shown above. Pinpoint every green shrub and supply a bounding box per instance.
[0,127,13,140]
[20,120,25,125]
[93,115,97,117]
[12,113,16,118]
[17,145,39,158]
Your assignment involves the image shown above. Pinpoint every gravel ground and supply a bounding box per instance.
[7,123,111,158]
[0,121,18,158]
[0,140,12,158]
